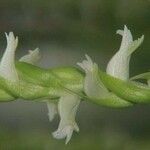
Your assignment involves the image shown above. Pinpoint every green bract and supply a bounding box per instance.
[98,70,150,103]
[0,27,149,144]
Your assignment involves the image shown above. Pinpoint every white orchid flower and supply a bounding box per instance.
[0,32,18,81]
[52,93,80,144]
[77,54,108,99]
[106,25,144,80]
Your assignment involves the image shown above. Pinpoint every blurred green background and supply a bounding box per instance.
[0,0,150,149]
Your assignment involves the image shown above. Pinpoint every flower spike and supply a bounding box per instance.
[0,27,148,145]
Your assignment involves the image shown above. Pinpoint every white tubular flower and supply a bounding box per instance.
[106,25,144,80]
[77,54,108,99]
[19,48,41,65]
[0,32,18,81]
[52,93,80,144]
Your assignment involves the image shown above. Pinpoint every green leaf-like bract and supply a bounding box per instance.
[98,70,150,103]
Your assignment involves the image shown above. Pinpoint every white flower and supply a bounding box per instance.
[0,32,18,81]
[77,54,108,99]
[106,25,144,80]
[19,48,41,65]
[52,93,80,144]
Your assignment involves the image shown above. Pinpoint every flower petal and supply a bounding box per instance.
[127,35,144,56]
